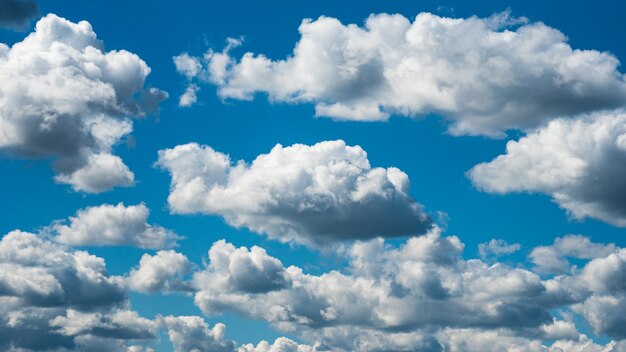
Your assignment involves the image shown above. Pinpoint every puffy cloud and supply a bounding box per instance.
[530,235,617,274]
[574,295,626,339]
[159,316,236,352]
[0,0,38,29]
[193,230,555,346]
[50,309,157,342]
[478,239,521,261]
[0,14,167,193]
[51,203,181,249]
[179,84,199,107]
[129,250,191,293]
[188,231,626,350]
[173,53,202,80]
[0,230,158,351]
[468,111,626,227]
[179,11,626,136]
[0,230,125,308]
[238,337,318,352]
[157,140,431,246]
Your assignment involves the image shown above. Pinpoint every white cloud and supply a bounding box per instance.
[174,53,202,80]
[0,230,126,307]
[179,84,199,107]
[157,140,431,246]
[51,203,181,249]
[238,337,318,352]
[159,316,236,352]
[0,14,167,193]
[530,235,617,274]
[468,111,626,227]
[188,230,626,350]
[478,239,521,261]
[54,153,135,193]
[0,230,158,351]
[129,250,191,293]
[193,229,553,345]
[180,11,626,136]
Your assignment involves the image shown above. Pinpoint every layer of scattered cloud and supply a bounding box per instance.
[175,11,626,137]
[157,140,432,246]
[0,14,167,193]
[469,111,626,227]
[186,230,626,350]
[0,0,38,29]
[51,203,181,249]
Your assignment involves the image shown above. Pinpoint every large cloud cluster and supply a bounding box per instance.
[184,231,626,350]
[468,111,626,227]
[175,11,626,137]
[0,230,156,351]
[0,14,167,193]
[157,140,431,246]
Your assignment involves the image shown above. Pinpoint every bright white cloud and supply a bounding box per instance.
[0,14,167,193]
[159,316,236,352]
[52,203,181,249]
[178,11,626,136]
[468,111,626,227]
[129,250,191,293]
[157,140,431,246]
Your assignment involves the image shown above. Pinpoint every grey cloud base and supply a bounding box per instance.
[157,140,432,246]
[0,0,38,29]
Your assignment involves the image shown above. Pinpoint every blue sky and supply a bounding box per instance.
[2,0,626,351]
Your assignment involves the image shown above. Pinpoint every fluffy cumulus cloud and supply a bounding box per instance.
[176,11,626,136]
[468,111,626,227]
[51,203,181,249]
[159,316,236,352]
[0,0,38,29]
[157,140,431,246]
[129,250,191,293]
[0,14,167,193]
[0,230,157,351]
[187,230,626,351]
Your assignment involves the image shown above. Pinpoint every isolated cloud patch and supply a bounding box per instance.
[0,14,167,193]
[157,140,432,245]
[177,11,626,136]
[0,0,38,29]
[468,111,626,227]
[51,203,181,249]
